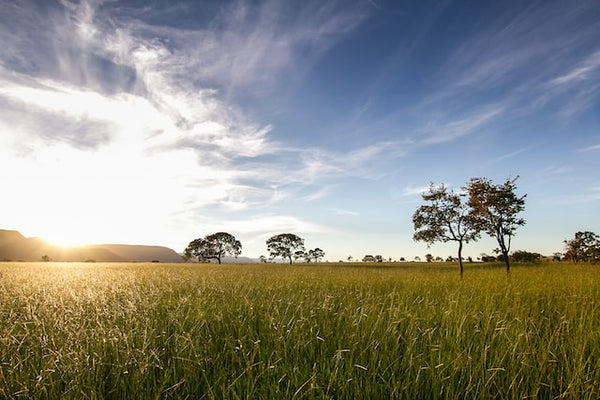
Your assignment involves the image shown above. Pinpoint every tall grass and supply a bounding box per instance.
[0,262,598,399]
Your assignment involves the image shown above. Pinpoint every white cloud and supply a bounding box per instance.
[401,185,429,197]
[550,51,600,86]
[330,208,359,216]
[0,0,376,250]
[420,106,504,145]
[492,148,529,163]
[578,143,600,152]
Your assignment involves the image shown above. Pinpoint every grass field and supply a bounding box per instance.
[0,261,599,399]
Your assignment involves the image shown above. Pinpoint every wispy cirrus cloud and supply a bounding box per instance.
[413,0,600,145]
[401,185,429,197]
[492,147,529,163]
[550,51,600,87]
[0,0,371,249]
[330,208,359,216]
[419,106,504,145]
[578,144,600,152]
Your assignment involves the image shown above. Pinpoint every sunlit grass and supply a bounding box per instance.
[0,262,599,398]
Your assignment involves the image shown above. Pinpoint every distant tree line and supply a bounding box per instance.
[184,232,324,264]
[182,176,597,270]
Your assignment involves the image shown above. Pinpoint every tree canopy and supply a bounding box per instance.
[304,248,325,263]
[413,183,480,277]
[184,232,242,264]
[266,233,305,264]
[466,176,526,274]
[564,231,600,263]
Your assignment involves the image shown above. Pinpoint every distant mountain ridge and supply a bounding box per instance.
[0,229,184,262]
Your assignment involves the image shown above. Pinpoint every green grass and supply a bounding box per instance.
[0,261,599,399]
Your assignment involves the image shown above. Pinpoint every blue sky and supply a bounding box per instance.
[1,0,599,261]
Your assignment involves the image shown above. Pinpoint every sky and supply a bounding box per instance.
[1,0,599,262]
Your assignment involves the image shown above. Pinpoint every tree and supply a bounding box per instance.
[259,255,268,263]
[413,183,480,278]
[184,232,242,264]
[480,253,496,262]
[425,253,434,263]
[266,233,305,264]
[466,176,526,275]
[511,250,541,263]
[308,248,325,262]
[295,250,306,262]
[564,231,600,263]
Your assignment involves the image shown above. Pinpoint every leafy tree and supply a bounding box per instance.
[564,231,600,263]
[41,254,50,262]
[308,248,325,262]
[466,176,526,275]
[425,253,434,263]
[266,233,305,264]
[413,183,480,278]
[184,232,242,264]
[259,255,268,263]
[552,252,563,262]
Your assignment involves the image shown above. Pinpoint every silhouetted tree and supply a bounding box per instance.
[266,233,305,264]
[184,232,242,264]
[466,176,526,275]
[413,183,480,278]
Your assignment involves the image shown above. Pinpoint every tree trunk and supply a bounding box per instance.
[502,249,510,275]
[457,240,464,279]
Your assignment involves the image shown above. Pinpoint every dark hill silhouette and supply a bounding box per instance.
[0,229,183,262]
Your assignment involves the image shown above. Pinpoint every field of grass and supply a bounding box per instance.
[0,261,599,399]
